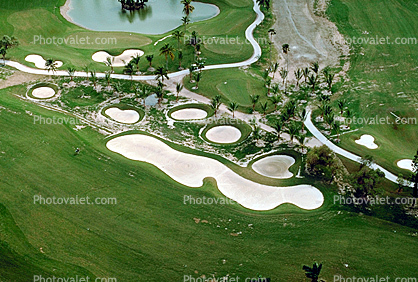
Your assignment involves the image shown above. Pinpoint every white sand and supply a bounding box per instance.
[205,126,242,143]
[106,134,324,210]
[105,107,140,124]
[252,155,295,179]
[355,134,378,149]
[397,159,414,171]
[25,55,63,69]
[171,108,208,120]
[92,49,144,67]
[31,87,56,99]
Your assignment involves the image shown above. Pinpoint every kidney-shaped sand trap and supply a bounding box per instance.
[105,107,140,124]
[252,155,295,179]
[397,159,414,171]
[355,134,378,149]
[92,49,144,67]
[206,126,242,144]
[171,108,208,120]
[106,134,324,210]
[31,87,56,99]
[25,55,63,69]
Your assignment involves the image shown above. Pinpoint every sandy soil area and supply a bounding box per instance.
[0,71,44,90]
[355,134,378,149]
[92,50,144,67]
[205,126,242,143]
[31,87,56,99]
[104,107,140,124]
[25,55,63,69]
[106,134,324,210]
[171,108,208,120]
[271,0,349,81]
[397,159,413,171]
[252,155,295,179]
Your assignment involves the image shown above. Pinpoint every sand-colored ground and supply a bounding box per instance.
[270,0,349,82]
[104,107,140,124]
[171,108,208,120]
[31,87,56,99]
[106,134,324,210]
[355,134,378,149]
[25,55,63,69]
[92,50,144,67]
[252,155,295,179]
[205,126,242,144]
[397,159,414,171]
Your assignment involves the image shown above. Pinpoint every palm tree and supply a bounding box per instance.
[172,30,184,50]
[154,66,169,83]
[195,57,205,73]
[124,63,135,84]
[181,16,190,32]
[194,72,202,89]
[159,43,175,69]
[307,73,318,94]
[0,35,19,64]
[256,0,271,9]
[45,59,58,76]
[271,62,279,79]
[310,61,320,75]
[210,95,222,117]
[272,120,282,140]
[297,133,307,153]
[188,64,196,80]
[130,54,141,73]
[279,68,288,94]
[137,84,151,106]
[269,95,281,111]
[105,56,114,73]
[181,0,195,17]
[325,72,335,92]
[303,67,310,84]
[175,82,183,102]
[265,76,272,95]
[105,71,112,87]
[228,101,239,118]
[298,108,307,130]
[294,68,303,86]
[67,67,75,81]
[332,121,341,141]
[146,55,154,70]
[259,101,268,116]
[302,262,323,282]
[337,99,346,115]
[83,66,89,81]
[155,84,164,106]
[90,70,97,87]
[178,50,183,70]
[267,28,276,64]
[282,43,290,71]
[0,47,6,65]
[271,83,280,97]
[250,94,260,111]
[286,122,299,144]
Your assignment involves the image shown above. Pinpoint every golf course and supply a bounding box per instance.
[0,0,417,281]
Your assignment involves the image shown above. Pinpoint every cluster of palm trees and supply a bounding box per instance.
[181,0,194,32]
[118,0,148,11]
[0,35,19,65]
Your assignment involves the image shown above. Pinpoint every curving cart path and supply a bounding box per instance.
[4,0,264,81]
[304,110,414,187]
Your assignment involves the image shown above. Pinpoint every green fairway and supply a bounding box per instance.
[0,88,417,281]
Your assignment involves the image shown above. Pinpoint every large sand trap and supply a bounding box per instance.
[355,134,378,149]
[171,108,208,120]
[252,155,295,179]
[31,87,56,99]
[106,134,324,210]
[25,55,63,69]
[205,126,242,144]
[397,159,414,171]
[105,107,140,124]
[92,49,144,67]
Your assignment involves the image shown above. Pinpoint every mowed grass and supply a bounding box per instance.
[326,0,418,173]
[0,0,254,73]
[1,86,418,281]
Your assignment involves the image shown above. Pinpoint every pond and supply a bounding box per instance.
[63,0,219,35]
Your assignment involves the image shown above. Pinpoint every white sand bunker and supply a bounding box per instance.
[31,87,56,99]
[105,107,140,124]
[107,134,324,210]
[252,155,295,179]
[206,126,242,144]
[92,49,144,67]
[397,159,414,171]
[171,108,208,120]
[355,134,378,149]
[25,55,63,69]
